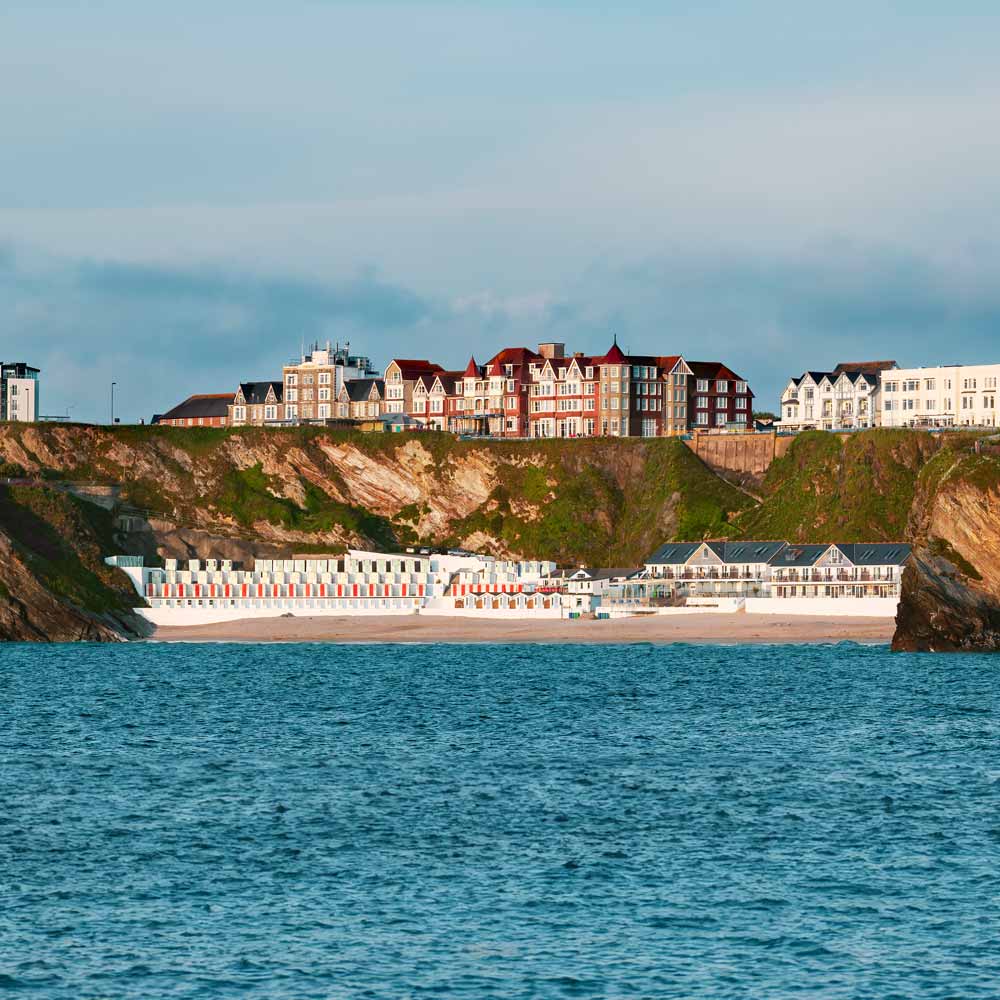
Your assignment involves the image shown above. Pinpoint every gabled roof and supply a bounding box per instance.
[833,543,912,566]
[646,542,702,565]
[345,378,384,402]
[487,359,503,376]
[767,544,829,568]
[485,346,543,369]
[386,359,444,380]
[238,381,283,405]
[432,371,463,393]
[158,393,233,421]
[806,371,833,385]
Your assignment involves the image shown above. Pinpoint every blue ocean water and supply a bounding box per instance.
[2,642,999,999]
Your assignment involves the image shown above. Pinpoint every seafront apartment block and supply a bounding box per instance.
[879,363,1000,428]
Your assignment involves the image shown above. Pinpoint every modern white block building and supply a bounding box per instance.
[880,363,1000,428]
[1,362,40,423]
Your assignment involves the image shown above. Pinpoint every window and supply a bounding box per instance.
[715,413,726,426]
[735,396,747,410]
[319,372,330,385]
[884,381,898,392]
[696,412,709,425]
[695,396,708,408]
[286,374,298,386]
[925,378,936,390]
[696,379,709,392]
[585,367,593,379]
[716,380,729,393]
[715,397,727,409]
[735,381,747,393]
[286,388,298,403]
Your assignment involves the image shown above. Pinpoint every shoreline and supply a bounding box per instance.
[147,612,896,645]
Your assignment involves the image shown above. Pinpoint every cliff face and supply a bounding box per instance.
[0,484,150,642]
[0,424,753,570]
[3,423,999,649]
[891,447,1000,652]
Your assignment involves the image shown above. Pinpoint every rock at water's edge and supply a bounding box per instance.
[892,552,1000,652]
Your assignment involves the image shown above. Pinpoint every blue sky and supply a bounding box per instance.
[4,1,1000,421]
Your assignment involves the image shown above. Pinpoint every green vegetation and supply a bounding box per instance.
[443,438,753,565]
[214,463,406,549]
[731,429,942,542]
[928,536,983,580]
[0,486,138,615]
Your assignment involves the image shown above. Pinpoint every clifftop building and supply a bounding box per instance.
[880,363,1000,428]
[1,362,40,423]
[780,360,897,431]
[283,342,379,423]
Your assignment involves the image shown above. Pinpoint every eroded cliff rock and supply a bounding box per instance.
[892,447,1000,652]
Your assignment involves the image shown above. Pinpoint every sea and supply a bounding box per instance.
[2,641,999,999]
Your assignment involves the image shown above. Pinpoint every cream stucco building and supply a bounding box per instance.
[880,363,1000,428]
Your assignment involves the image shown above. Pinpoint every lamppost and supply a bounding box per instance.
[111,382,117,425]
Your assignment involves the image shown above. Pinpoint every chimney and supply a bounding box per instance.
[538,342,565,360]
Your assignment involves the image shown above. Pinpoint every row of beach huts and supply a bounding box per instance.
[107,539,912,627]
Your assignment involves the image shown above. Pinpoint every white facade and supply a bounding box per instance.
[108,550,561,625]
[1,363,40,422]
[880,364,1000,428]
[781,370,880,431]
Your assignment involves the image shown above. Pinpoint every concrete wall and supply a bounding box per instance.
[744,597,899,617]
[684,432,794,479]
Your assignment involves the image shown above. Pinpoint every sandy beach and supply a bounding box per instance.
[148,612,896,645]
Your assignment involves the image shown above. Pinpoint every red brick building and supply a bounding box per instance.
[154,393,232,428]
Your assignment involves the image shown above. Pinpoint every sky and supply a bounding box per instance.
[4,1,1000,422]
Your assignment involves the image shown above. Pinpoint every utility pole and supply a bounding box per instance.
[111,381,117,425]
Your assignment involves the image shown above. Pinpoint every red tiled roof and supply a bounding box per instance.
[485,346,543,368]
[463,356,480,377]
[601,341,626,364]
[388,359,445,379]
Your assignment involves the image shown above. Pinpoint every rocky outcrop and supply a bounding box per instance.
[892,552,1000,652]
[0,490,149,642]
[891,447,1000,652]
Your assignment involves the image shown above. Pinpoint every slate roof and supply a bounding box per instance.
[345,378,384,402]
[646,542,702,565]
[767,544,831,568]
[833,543,912,566]
[238,381,283,405]
[157,393,232,422]
[708,541,789,563]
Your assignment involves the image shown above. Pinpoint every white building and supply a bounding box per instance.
[880,363,1000,429]
[1,362,40,423]
[108,549,560,626]
[780,362,895,431]
[607,540,911,616]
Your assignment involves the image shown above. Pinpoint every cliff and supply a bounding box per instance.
[0,424,754,641]
[0,484,150,641]
[891,446,1000,651]
[3,422,999,649]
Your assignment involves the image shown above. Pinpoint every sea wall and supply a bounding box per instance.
[745,597,899,617]
[683,432,794,481]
